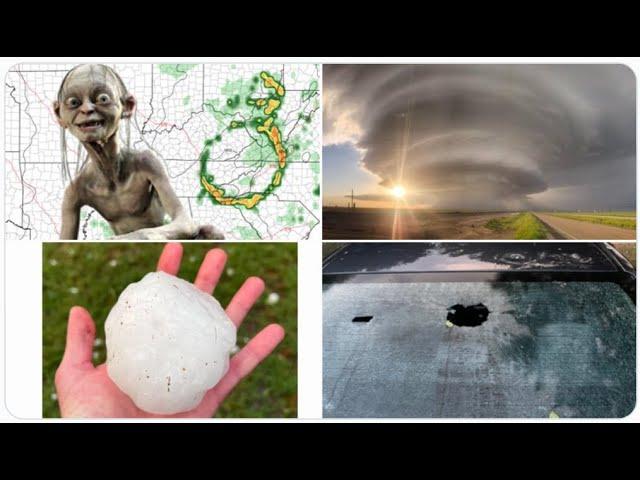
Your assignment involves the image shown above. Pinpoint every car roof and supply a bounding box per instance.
[323,242,622,275]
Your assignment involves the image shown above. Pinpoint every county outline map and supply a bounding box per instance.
[5,63,321,240]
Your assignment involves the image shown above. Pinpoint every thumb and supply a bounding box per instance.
[60,306,96,370]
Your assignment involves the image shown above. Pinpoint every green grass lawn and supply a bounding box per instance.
[547,212,636,230]
[485,213,548,239]
[42,242,297,418]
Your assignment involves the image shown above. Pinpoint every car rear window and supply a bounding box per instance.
[323,280,635,418]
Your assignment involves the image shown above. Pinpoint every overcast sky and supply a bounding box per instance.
[323,64,636,210]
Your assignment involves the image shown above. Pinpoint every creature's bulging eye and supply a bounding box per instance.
[97,93,111,104]
[66,97,80,108]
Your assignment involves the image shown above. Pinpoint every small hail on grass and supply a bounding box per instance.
[267,292,280,305]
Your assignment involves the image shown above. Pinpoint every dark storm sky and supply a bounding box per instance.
[323,64,636,210]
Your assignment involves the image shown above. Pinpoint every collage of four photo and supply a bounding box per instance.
[2,60,637,420]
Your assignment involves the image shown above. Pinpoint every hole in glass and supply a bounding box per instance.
[446,303,490,327]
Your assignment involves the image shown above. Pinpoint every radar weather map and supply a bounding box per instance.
[5,63,321,240]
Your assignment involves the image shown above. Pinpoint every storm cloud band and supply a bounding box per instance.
[324,64,636,210]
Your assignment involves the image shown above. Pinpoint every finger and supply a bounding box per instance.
[193,248,227,294]
[226,277,264,328]
[225,277,265,327]
[156,243,183,275]
[60,306,96,370]
[203,324,285,409]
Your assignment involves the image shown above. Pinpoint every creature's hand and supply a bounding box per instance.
[55,243,284,418]
[195,224,226,240]
[113,230,153,240]
[113,218,198,240]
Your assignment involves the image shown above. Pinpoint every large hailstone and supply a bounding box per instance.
[105,271,236,414]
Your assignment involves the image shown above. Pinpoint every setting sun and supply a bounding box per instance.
[392,186,406,199]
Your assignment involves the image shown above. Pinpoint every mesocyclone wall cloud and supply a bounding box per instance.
[323,64,636,210]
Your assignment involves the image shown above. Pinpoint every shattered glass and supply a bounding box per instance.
[323,281,635,418]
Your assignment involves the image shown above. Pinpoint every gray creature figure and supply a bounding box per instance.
[55,64,224,240]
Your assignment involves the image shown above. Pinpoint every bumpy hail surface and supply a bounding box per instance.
[105,271,237,414]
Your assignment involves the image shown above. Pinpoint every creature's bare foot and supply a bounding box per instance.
[195,225,225,240]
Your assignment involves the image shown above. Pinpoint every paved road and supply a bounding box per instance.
[534,213,636,240]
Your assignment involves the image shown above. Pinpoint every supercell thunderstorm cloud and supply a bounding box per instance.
[323,65,636,210]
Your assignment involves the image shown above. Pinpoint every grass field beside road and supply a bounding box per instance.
[485,213,548,239]
[322,243,347,259]
[611,243,636,267]
[547,212,636,230]
[575,211,635,217]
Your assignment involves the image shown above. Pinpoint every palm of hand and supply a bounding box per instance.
[55,244,284,418]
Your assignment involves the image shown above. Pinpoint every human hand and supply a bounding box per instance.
[54,243,285,418]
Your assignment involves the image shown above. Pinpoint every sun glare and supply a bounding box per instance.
[392,186,406,199]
